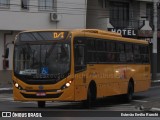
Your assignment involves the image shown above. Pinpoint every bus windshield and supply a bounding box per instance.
[14,42,70,79]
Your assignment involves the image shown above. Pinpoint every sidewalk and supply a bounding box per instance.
[0,81,12,93]
[0,80,160,94]
[151,80,160,87]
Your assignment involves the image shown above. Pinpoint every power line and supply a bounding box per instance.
[0,5,156,16]
[0,1,159,17]
[0,1,157,13]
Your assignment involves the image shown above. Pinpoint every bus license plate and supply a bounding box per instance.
[36,92,46,96]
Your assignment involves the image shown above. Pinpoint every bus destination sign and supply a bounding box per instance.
[53,32,65,40]
[18,31,68,41]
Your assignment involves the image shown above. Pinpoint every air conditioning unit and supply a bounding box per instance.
[50,13,61,22]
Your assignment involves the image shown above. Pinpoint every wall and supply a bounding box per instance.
[0,31,19,70]
[86,0,109,29]
[87,0,146,30]
[0,31,18,88]
[0,0,87,30]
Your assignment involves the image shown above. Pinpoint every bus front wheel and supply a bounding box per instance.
[38,101,46,108]
[82,82,96,108]
[82,87,92,108]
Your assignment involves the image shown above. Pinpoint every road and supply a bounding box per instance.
[0,86,160,118]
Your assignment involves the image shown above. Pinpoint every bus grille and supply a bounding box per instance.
[21,92,63,99]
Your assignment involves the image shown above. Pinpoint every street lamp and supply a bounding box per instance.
[152,0,158,80]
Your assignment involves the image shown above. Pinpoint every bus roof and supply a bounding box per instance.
[72,29,148,45]
[19,29,70,33]
[74,29,122,37]
[19,29,148,45]
[19,29,121,37]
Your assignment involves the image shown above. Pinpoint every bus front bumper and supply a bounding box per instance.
[13,85,75,102]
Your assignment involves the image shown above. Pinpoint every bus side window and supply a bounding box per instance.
[106,42,116,62]
[140,45,149,63]
[125,44,134,62]
[133,45,141,63]
[87,38,96,63]
[117,43,126,63]
[75,45,86,72]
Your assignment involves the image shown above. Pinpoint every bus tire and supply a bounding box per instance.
[124,82,134,102]
[82,82,96,108]
[82,86,92,108]
[38,101,46,108]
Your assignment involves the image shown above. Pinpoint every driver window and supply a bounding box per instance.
[75,45,86,72]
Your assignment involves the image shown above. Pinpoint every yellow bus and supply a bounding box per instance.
[9,29,151,108]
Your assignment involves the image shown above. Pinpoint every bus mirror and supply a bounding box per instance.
[4,48,9,58]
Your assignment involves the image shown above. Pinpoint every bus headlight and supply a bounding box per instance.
[61,80,73,90]
[66,83,70,87]
[15,83,19,88]
[14,82,23,90]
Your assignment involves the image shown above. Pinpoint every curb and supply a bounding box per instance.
[151,80,160,87]
[0,88,13,94]
[149,108,160,113]
[152,80,160,82]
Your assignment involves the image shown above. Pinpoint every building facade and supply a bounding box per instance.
[0,0,87,84]
[87,0,155,38]
[86,0,160,78]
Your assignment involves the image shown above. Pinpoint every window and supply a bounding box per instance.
[140,45,149,63]
[117,43,126,62]
[87,52,96,63]
[95,39,105,51]
[125,44,134,62]
[98,0,103,8]
[133,45,141,63]
[108,42,116,52]
[75,37,149,64]
[87,39,95,51]
[0,0,9,8]
[106,42,117,62]
[98,0,107,8]
[39,0,54,11]
[95,39,107,63]
[74,45,86,72]
[21,0,29,10]
[110,2,129,28]
[133,45,149,64]
[74,37,86,73]
[146,3,153,28]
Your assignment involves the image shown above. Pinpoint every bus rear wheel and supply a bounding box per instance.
[124,82,134,102]
[38,101,46,108]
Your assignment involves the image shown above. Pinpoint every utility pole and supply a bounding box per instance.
[152,0,158,80]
